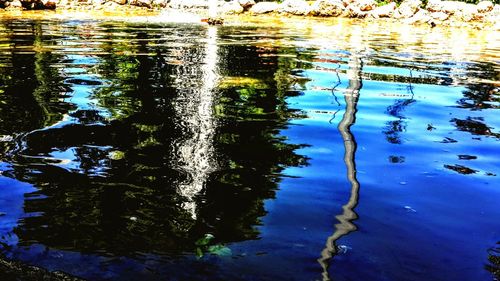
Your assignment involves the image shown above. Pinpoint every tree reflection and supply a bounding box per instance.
[444,61,500,141]
[319,51,362,281]
[457,62,499,111]
[382,70,416,145]
[450,116,499,138]
[0,23,307,256]
[0,21,71,157]
[450,64,500,139]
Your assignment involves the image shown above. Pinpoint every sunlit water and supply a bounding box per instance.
[0,17,499,281]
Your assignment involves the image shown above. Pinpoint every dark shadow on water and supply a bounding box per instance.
[0,21,309,266]
[451,117,500,138]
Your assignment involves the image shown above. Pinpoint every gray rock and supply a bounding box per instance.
[169,0,207,9]
[397,0,422,18]
[151,0,167,7]
[406,8,431,23]
[249,1,279,13]
[425,0,442,12]
[42,0,56,8]
[494,20,500,30]
[456,3,482,21]
[129,0,152,7]
[370,2,396,18]
[56,0,69,7]
[280,0,312,15]
[92,0,106,6]
[19,0,50,9]
[310,0,344,16]
[476,0,493,12]
[237,0,254,10]
[221,0,244,14]
[102,1,121,8]
[357,0,375,11]
[483,4,499,23]
[426,0,465,14]
[430,10,449,20]
[344,3,367,17]
[342,0,354,7]
[5,0,22,8]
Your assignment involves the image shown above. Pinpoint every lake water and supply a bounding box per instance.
[0,16,499,281]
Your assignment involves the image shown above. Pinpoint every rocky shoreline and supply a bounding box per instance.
[0,0,499,28]
[218,0,499,28]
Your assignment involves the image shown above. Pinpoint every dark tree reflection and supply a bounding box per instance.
[382,73,416,145]
[452,62,499,139]
[0,23,308,257]
[457,62,499,111]
[451,117,499,138]
[0,21,71,158]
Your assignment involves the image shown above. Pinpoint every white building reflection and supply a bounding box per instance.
[170,26,219,220]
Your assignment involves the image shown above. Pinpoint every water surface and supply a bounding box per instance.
[0,18,499,281]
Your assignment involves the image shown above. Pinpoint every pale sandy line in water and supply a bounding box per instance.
[0,9,498,65]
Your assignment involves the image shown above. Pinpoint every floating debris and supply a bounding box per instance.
[129,216,137,221]
[439,137,458,143]
[404,206,417,213]
[389,156,405,164]
[458,155,477,160]
[444,164,478,175]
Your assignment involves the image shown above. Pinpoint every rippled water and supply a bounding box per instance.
[0,17,499,281]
